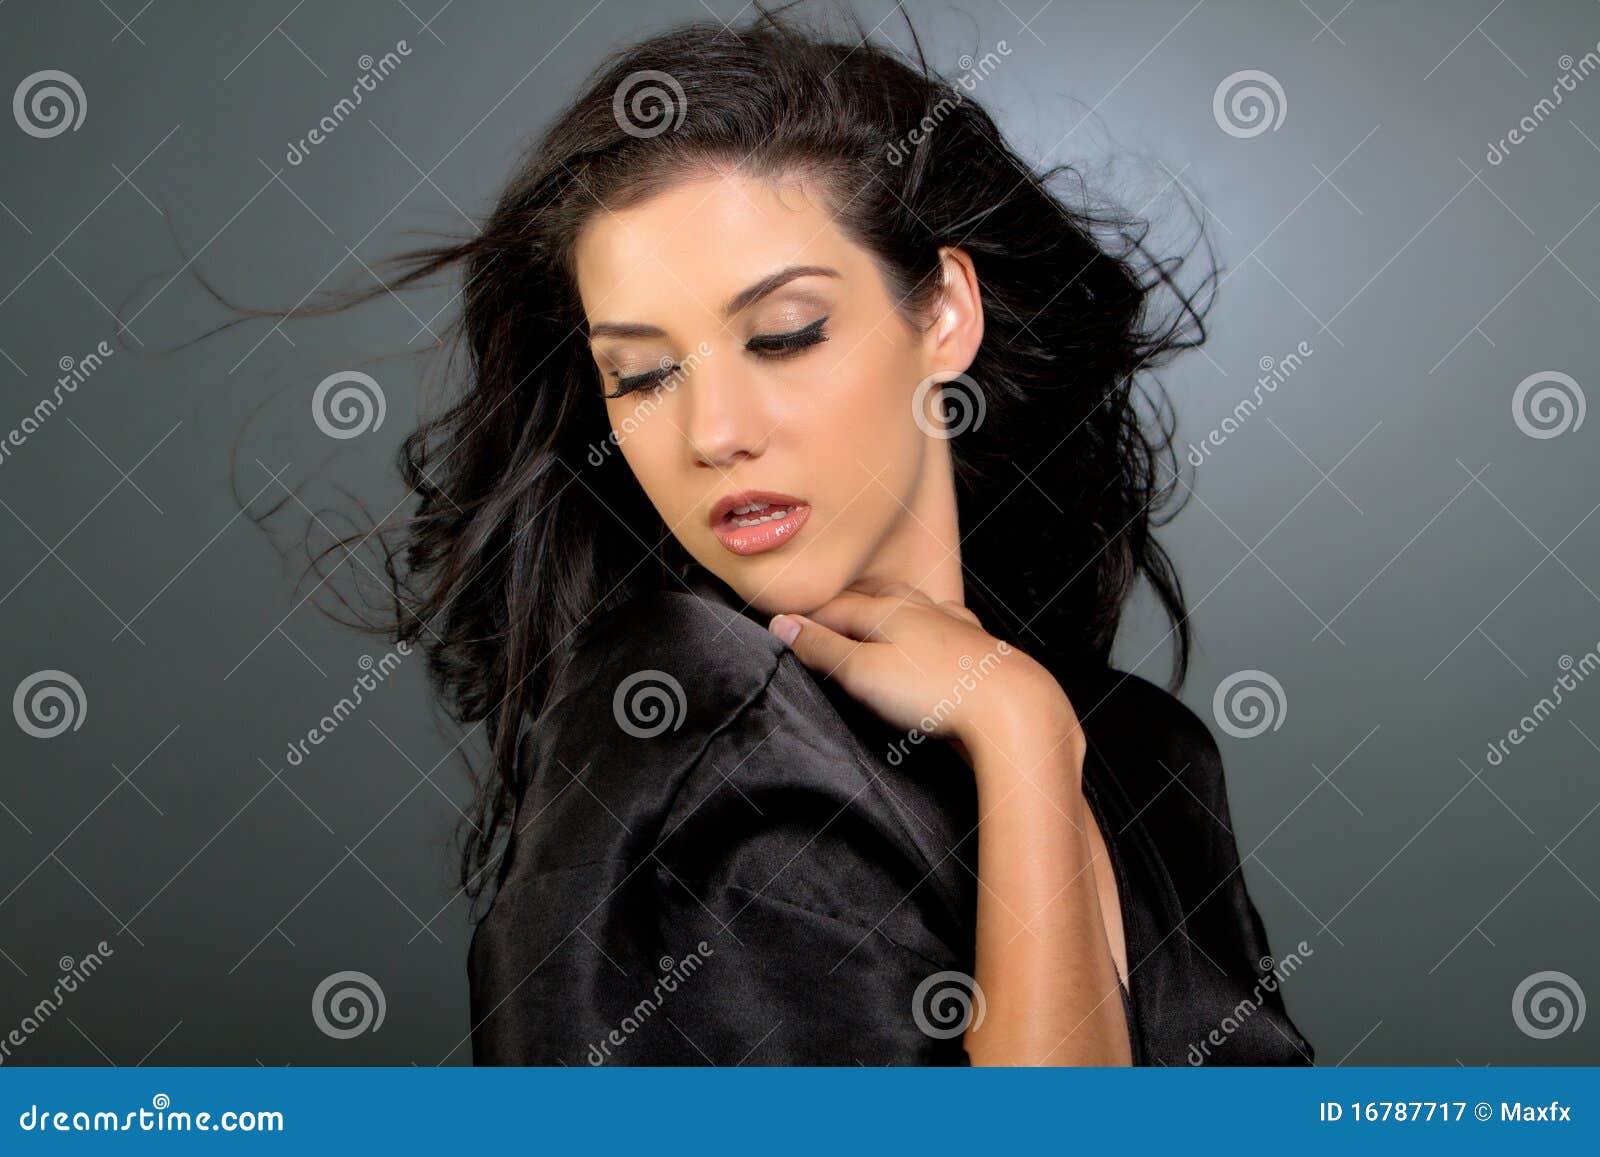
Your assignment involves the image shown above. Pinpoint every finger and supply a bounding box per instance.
[768,612,872,681]
[804,590,903,642]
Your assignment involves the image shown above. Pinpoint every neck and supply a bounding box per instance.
[855,436,964,604]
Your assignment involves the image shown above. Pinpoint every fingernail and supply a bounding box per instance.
[768,614,800,646]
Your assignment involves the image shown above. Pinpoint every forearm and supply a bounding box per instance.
[959,704,1133,1066]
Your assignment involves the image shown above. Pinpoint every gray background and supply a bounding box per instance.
[2,0,1596,1065]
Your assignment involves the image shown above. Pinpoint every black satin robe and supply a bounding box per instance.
[467,566,1316,1065]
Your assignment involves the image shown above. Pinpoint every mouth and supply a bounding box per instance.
[708,489,813,556]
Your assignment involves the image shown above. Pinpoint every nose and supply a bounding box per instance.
[684,356,773,470]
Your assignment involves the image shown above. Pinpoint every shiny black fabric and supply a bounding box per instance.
[468,566,1316,1065]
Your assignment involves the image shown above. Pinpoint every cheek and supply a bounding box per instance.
[611,417,683,515]
[864,349,923,465]
[799,354,924,522]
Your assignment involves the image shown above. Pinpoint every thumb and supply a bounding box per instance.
[768,613,863,678]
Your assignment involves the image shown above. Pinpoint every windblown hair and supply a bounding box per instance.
[257,1,1215,908]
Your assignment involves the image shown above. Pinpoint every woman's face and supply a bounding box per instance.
[574,168,982,615]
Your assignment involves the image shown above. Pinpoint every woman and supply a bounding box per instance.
[302,3,1314,1064]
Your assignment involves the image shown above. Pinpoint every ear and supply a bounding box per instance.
[923,245,985,377]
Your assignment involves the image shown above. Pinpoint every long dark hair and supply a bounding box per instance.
[235,1,1215,909]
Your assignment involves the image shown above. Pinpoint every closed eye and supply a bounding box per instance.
[603,316,830,398]
[605,364,677,398]
[745,315,829,358]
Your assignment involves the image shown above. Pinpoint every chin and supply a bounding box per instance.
[708,553,849,618]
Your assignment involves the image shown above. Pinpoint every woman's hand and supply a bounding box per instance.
[767,579,1081,770]
[770,577,1130,1065]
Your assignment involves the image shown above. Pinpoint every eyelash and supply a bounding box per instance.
[603,316,830,399]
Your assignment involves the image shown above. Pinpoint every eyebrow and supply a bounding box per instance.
[585,263,841,342]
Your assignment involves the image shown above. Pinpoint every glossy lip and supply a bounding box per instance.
[708,489,812,557]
